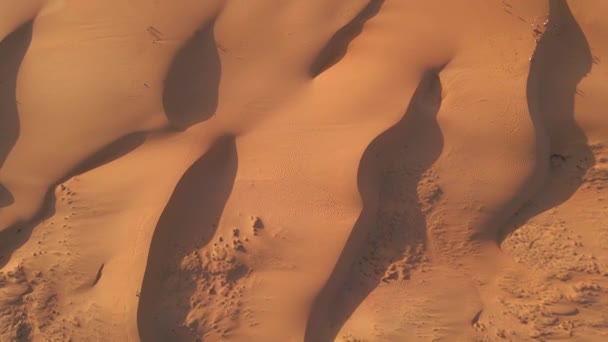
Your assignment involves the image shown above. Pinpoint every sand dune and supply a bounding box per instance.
[1,0,608,341]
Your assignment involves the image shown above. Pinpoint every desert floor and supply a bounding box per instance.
[1,0,608,341]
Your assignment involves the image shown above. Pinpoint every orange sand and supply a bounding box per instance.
[1,0,608,341]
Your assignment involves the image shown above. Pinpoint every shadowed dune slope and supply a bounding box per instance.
[0,0,607,341]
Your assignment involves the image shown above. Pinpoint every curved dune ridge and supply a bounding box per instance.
[1,0,608,341]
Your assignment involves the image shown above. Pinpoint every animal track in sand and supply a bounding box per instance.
[1,0,608,341]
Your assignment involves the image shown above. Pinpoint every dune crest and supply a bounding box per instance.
[1,0,608,341]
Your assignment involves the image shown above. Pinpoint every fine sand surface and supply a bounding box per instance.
[1,0,608,341]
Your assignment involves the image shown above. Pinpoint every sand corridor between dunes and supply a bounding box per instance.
[1,0,608,341]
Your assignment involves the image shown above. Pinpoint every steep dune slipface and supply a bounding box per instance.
[1,0,608,341]
[0,22,31,209]
[0,0,226,233]
[138,136,238,341]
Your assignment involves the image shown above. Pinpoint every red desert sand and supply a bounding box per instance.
[1,0,608,341]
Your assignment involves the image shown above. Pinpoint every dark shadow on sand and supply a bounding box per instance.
[137,136,237,342]
[499,0,593,241]
[163,24,220,130]
[67,132,148,177]
[0,131,148,268]
[310,0,384,77]
[0,22,33,207]
[305,70,444,341]
[0,191,56,269]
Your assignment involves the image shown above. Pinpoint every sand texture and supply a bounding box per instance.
[1,0,608,341]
